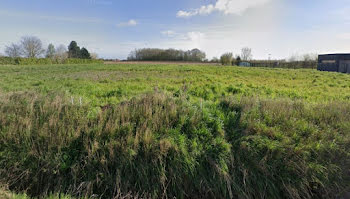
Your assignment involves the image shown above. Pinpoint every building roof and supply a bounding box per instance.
[319,53,350,56]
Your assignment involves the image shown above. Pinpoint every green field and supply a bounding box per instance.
[0,63,349,198]
[1,63,350,104]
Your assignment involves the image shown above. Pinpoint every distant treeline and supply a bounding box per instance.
[0,57,103,65]
[249,60,317,69]
[128,48,206,62]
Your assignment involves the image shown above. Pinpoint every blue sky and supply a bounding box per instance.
[0,0,349,59]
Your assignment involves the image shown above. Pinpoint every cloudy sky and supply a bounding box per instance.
[0,0,349,59]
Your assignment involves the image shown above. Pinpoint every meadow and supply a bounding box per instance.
[0,63,349,198]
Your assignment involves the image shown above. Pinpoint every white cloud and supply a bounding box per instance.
[161,31,205,44]
[177,0,272,18]
[186,32,205,49]
[177,11,195,18]
[158,31,206,50]
[186,32,205,42]
[117,19,138,27]
[161,30,177,37]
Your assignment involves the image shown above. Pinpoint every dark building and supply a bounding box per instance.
[318,54,350,73]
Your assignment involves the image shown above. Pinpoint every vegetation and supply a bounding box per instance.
[240,47,252,61]
[4,36,94,63]
[46,44,56,58]
[20,36,45,58]
[4,43,22,58]
[219,47,317,69]
[0,186,74,199]
[0,63,349,198]
[0,57,103,65]
[249,60,317,69]
[68,41,91,59]
[128,48,206,62]
[220,52,233,65]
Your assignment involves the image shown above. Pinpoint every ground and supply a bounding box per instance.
[0,63,349,105]
[0,63,349,199]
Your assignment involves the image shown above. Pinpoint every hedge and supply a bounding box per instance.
[0,57,103,65]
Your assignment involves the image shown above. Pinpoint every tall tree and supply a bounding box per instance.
[220,52,233,65]
[46,44,56,58]
[190,48,206,62]
[5,43,22,57]
[68,41,80,58]
[20,36,44,58]
[80,47,91,59]
[241,47,253,61]
[235,56,241,66]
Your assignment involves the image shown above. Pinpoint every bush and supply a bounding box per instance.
[62,58,103,64]
[0,57,103,65]
[0,92,349,198]
[0,57,18,65]
[220,52,233,65]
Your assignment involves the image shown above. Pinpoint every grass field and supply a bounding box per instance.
[1,63,350,104]
[0,63,349,198]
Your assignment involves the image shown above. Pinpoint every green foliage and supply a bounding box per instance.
[62,58,102,64]
[0,57,19,65]
[235,56,241,66]
[220,52,233,65]
[0,92,349,198]
[46,44,56,58]
[68,41,92,59]
[68,41,81,58]
[80,48,91,59]
[0,187,74,199]
[0,57,103,65]
[128,48,206,62]
[0,63,349,198]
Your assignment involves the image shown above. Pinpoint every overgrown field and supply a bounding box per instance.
[0,63,349,198]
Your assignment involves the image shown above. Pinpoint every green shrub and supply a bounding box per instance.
[62,58,103,64]
[0,57,103,65]
[0,57,18,65]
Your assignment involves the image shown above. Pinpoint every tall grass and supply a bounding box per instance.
[0,92,349,198]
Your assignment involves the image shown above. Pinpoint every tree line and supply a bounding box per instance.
[126,47,252,64]
[219,47,253,65]
[127,48,206,62]
[3,36,97,60]
[218,47,317,67]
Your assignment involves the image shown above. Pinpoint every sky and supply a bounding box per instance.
[0,0,350,59]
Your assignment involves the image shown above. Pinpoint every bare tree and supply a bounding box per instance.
[55,44,67,55]
[53,44,68,62]
[5,43,22,57]
[20,36,44,58]
[90,52,98,59]
[241,47,253,61]
[302,53,318,61]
